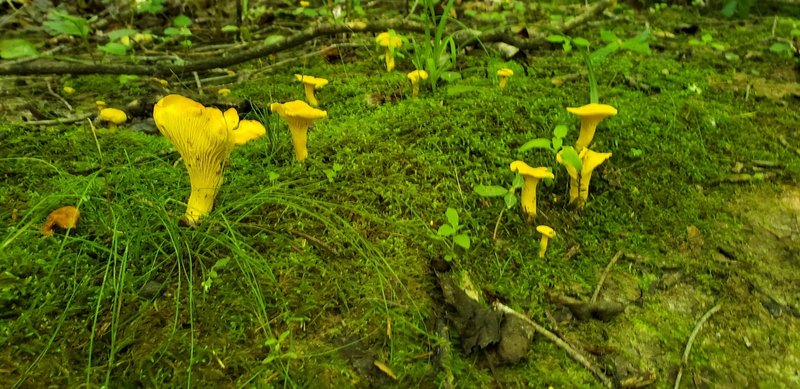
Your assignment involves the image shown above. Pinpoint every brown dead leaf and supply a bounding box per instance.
[373,360,397,380]
[42,205,80,237]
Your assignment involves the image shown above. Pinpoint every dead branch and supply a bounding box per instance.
[493,301,615,388]
[674,303,722,389]
[0,1,614,77]
[591,250,624,303]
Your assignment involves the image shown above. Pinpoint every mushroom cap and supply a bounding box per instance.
[536,225,556,238]
[581,149,613,175]
[566,103,618,119]
[99,108,127,125]
[294,74,329,89]
[153,94,235,159]
[233,120,266,145]
[510,161,554,180]
[407,70,429,82]
[218,88,231,96]
[497,68,514,77]
[376,32,402,48]
[270,100,327,121]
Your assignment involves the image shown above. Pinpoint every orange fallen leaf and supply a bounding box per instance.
[373,360,397,380]
[42,206,80,237]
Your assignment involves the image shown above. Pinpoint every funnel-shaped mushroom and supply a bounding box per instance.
[233,120,266,146]
[153,94,263,225]
[376,32,402,72]
[510,161,554,221]
[567,103,617,152]
[497,68,513,89]
[556,149,583,205]
[270,100,327,162]
[407,70,428,97]
[536,225,556,258]
[295,74,328,107]
[577,149,612,209]
[99,108,127,129]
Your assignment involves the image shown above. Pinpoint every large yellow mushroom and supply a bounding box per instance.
[577,149,613,209]
[294,74,328,107]
[510,161,554,222]
[407,70,428,97]
[270,100,327,162]
[375,32,402,72]
[153,94,265,225]
[567,103,617,152]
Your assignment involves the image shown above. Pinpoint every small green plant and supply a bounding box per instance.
[201,257,230,293]
[136,0,164,14]
[409,0,461,91]
[262,330,298,364]
[0,39,38,59]
[98,28,138,56]
[519,124,583,172]
[437,208,470,261]
[323,163,344,183]
[689,33,726,50]
[721,0,754,18]
[474,174,524,239]
[43,9,95,41]
[164,15,193,47]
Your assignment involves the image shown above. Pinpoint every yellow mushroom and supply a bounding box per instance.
[566,103,618,152]
[95,100,107,111]
[294,74,328,107]
[99,108,127,129]
[153,94,264,225]
[497,68,513,89]
[233,120,266,146]
[577,149,612,210]
[375,32,402,72]
[407,70,428,97]
[218,88,231,97]
[270,100,327,162]
[510,161,554,222]
[62,86,75,95]
[536,225,556,258]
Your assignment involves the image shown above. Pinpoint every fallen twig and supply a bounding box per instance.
[591,250,623,303]
[674,303,722,389]
[46,80,73,112]
[289,228,339,256]
[493,301,614,388]
[16,113,94,126]
[777,135,800,157]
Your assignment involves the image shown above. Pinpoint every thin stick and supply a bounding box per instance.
[591,250,623,303]
[492,208,504,241]
[17,113,93,126]
[674,303,722,389]
[192,71,203,95]
[493,302,614,388]
[46,80,73,112]
[289,228,339,256]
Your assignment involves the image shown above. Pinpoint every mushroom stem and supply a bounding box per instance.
[538,236,550,258]
[303,83,319,107]
[185,183,221,226]
[108,123,117,130]
[286,121,310,161]
[384,47,395,72]
[574,117,603,152]
[519,177,540,221]
[410,79,420,97]
[499,76,508,89]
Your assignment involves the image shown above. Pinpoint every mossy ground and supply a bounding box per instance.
[1,2,799,388]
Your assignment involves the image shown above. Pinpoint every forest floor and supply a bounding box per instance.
[1,1,799,388]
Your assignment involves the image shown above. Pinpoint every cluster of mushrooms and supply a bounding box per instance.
[512,103,617,257]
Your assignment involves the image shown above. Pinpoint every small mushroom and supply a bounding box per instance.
[95,100,107,111]
[577,149,612,209]
[42,205,80,237]
[294,74,328,107]
[407,70,428,97]
[232,120,266,146]
[556,148,582,205]
[153,94,264,225]
[497,68,514,89]
[270,100,327,162]
[62,86,75,95]
[567,103,618,152]
[536,225,556,258]
[99,108,127,130]
[510,161,554,222]
[375,32,403,72]
[218,88,231,97]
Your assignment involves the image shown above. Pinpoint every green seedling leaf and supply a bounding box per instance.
[721,0,738,18]
[446,85,481,96]
[440,71,462,82]
[108,28,137,41]
[474,185,508,197]
[546,34,565,43]
[769,42,793,55]
[552,136,563,151]
[445,208,459,228]
[519,138,553,152]
[590,42,620,63]
[553,124,568,138]
[437,224,455,237]
[560,146,583,172]
[118,74,139,84]
[99,42,129,55]
[0,39,38,59]
[503,192,517,209]
[572,37,590,47]
[221,25,239,33]
[264,35,285,45]
[512,174,524,189]
[454,234,470,250]
[600,30,618,44]
[173,15,192,27]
